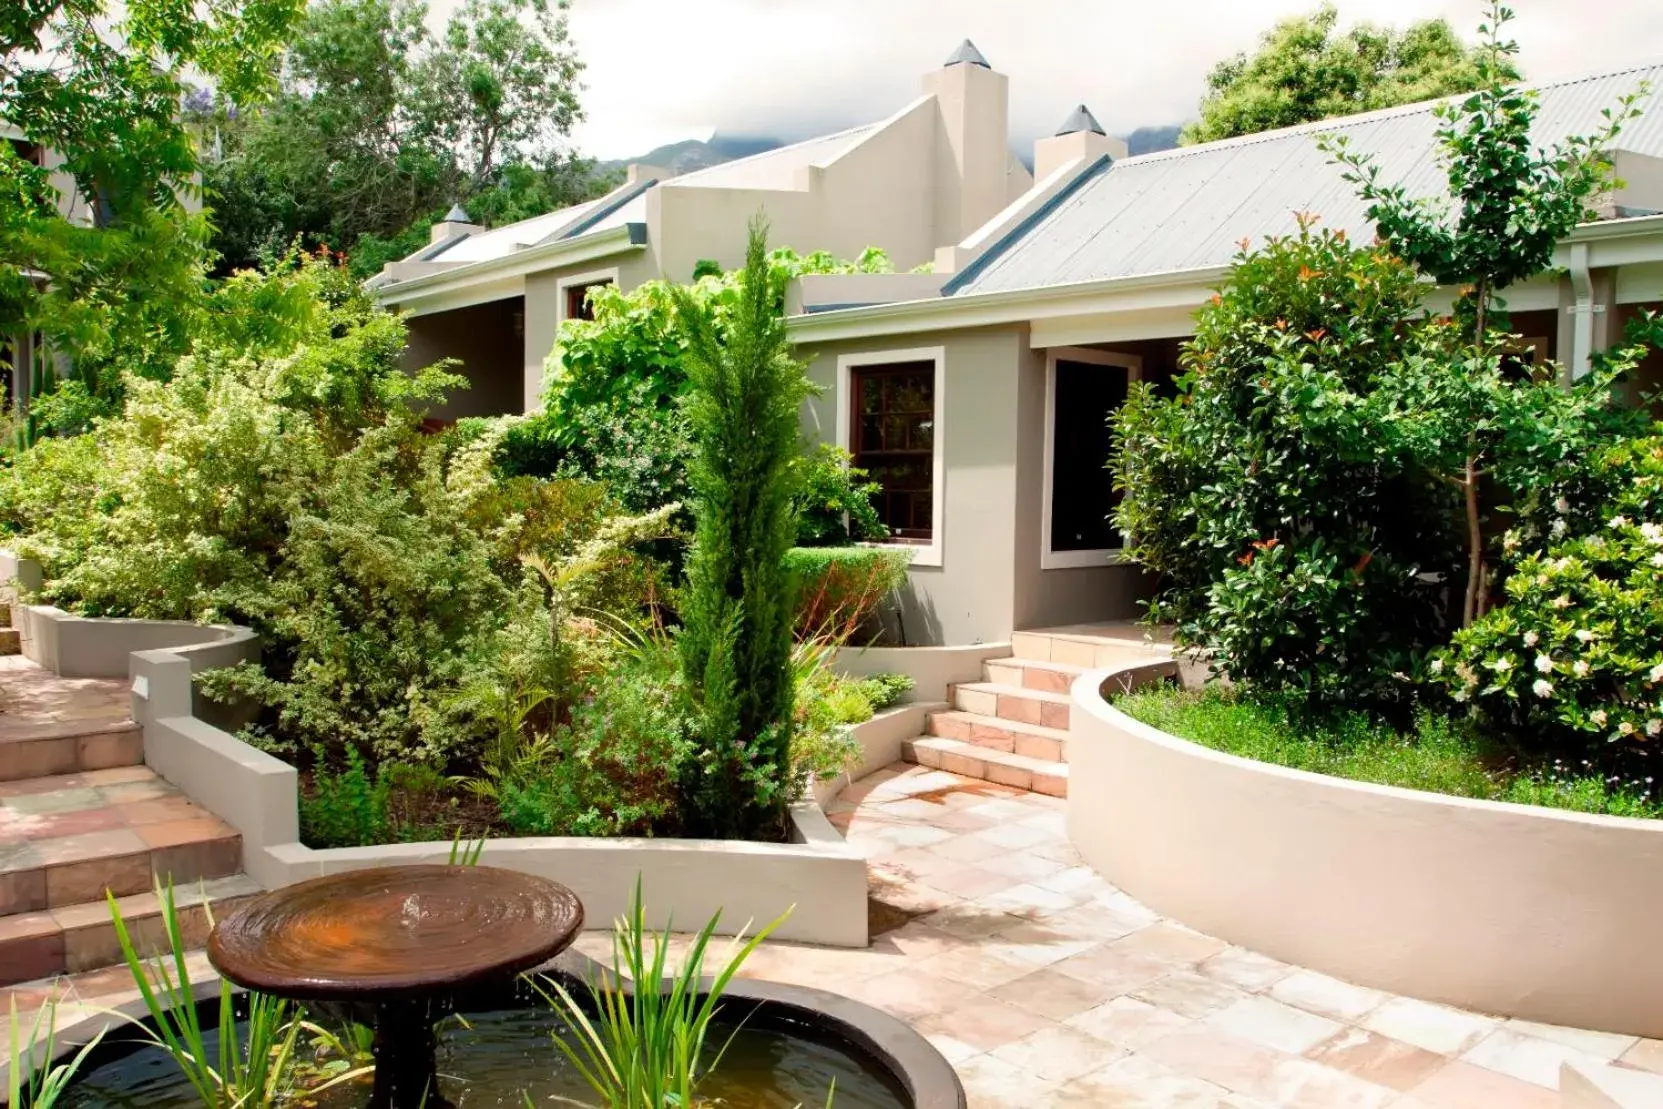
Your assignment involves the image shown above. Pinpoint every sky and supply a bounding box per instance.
[454,0,1663,161]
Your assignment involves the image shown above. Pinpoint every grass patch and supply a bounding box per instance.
[1114,685,1663,820]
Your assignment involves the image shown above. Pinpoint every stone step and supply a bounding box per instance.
[0,767,243,921]
[0,873,261,985]
[903,736,1068,798]
[926,709,1069,762]
[0,721,143,782]
[1011,628,1174,669]
[950,681,1072,731]
[983,656,1088,695]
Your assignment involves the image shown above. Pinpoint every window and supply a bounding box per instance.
[850,362,936,541]
[1042,349,1140,569]
[564,279,611,322]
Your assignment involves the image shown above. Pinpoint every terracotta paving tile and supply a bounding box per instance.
[915,944,1039,991]
[950,1051,1060,1108]
[98,779,174,804]
[1404,1059,1561,1109]
[922,865,1017,901]
[1132,971,1251,1021]
[976,850,1072,884]
[1260,1055,1396,1109]
[31,828,147,867]
[842,967,983,1021]
[991,1023,1124,1083]
[1204,996,1346,1056]
[1307,1027,1450,1092]
[0,866,47,914]
[1066,996,1195,1051]
[921,903,1027,941]
[135,816,236,850]
[914,996,1056,1053]
[1141,1026,1295,1101]
[77,767,155,786]
[18,807,125,840]
[1050,943,1172,995]
[989,966,1128,1022]
[45,850,154,904]
[3,787,105,817]
[1039,1052,1242,1108]
[1503,1017,1638,1061]
[1460,1026,1605,1088]
[1362,997,1498,1056]
[1111,924,1228,966]
[1618,1038,1663,1074]
[1270,969,1387,1023]
[0,909,60,943]
[115,797,209,826]
[873,920,963,961]
[0,775,85,799]
[972,882,1079,921]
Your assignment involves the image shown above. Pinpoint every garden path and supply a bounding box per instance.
[710,763,1663,1108]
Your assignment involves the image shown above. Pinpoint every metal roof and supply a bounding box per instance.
[952,63,1663,297]
[945,40,991,69]
[1056,105,1106,137]
[423,187,650,264]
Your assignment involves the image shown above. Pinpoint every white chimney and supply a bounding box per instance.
[1034,105,1127,183]
[430,202,478,245]
[923,40,1016,244]
[626,163,675,185]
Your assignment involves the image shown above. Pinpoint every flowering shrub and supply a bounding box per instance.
[1438,435,1663,757]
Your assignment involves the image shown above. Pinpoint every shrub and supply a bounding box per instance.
[674,221,811,839]
[1437,434,1663,763]
[792,444,887,547]
[784,546,910,643]
[300,746,392,849]
[1113,218,1453,705]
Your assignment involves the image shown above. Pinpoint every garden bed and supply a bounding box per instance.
[1066,661,1663,1037]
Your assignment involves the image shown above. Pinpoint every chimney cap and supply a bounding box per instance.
[944,39,991,69]
[441,202,472,223]
[1055,104,1106,137]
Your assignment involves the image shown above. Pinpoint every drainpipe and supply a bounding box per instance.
[1565,242,1596,386]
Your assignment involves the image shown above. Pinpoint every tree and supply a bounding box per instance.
[1323,1,1646,626]
[202,0,601,274]
[1,0,304,419]
[1183,4,1492,145]
[673,219,812,839]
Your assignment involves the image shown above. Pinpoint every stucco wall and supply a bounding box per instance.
[403,296,525,420]
[801,326,1025,645]
[523,252,659,411]
[1069,667,1663,1037]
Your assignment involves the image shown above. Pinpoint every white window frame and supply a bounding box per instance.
[836,346,946,568]
[555,266,620,325]
[1042,347,1141,570]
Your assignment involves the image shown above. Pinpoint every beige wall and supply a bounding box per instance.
[1069,669,1663,1037]
[523,251,659,410]
[403,297,524,421]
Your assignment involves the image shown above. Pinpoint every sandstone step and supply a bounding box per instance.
[984,656,1088,695]
[0,721,143,781]
[0,767,243,920]
[1011,628,1174,669]
[950,680,1072,731]
[903,735,1067,798]
[926,709,1069,762]
[0,873,261,985]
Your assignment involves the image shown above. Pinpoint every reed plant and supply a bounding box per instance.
[6,999,104,1108]
[533,879,788,1109]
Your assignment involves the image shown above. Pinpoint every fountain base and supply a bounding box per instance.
[369,999,451,1109]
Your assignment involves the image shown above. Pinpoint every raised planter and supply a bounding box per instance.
[1067,662,1663,1037]
[834,642,1012,703]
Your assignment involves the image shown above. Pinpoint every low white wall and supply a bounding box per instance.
[1068,664,1663,1037]
[811,701,946,808]
[20,604,258,680]
[835,642,1011,703]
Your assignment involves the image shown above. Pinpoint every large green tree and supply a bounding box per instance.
[1183,4,1494,145]
[1,0,304,419]
[203,0,604,274]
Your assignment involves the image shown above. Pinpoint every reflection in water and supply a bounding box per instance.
[64,1004,909,1109]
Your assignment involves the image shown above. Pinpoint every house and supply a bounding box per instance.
[787,64,1663,646]
[368,41,1038,421]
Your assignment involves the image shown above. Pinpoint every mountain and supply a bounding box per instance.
[604,123,1184,179]
[599,134,784,176]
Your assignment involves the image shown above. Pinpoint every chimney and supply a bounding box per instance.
[626,162,675,186]
[430,202,478,245]
[1034,105,1128,182]
[924,39,1015,244]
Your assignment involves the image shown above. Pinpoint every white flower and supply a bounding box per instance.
[1653,552,1663,568]
[1610,515,1630,529]
[1649,662,1663,684]
[1430,658,1444,674]
[1555,496,1571,514]
[1535,654,1554,673]
[1503,530,1520,552]
[1452,688,1469,703]
[1532,678,1554,698]
[1490,658,1513,673]
[1551,518,1568,538]
[1591,709,1609,727]
[1574,661,1591,678]
[1576,629,1595,643]
[1552,595,1573,609]
[1620,721,1637,736]
[1649,719,1663,737]
[1641,522,1663,544]
[1523,631,1539,647]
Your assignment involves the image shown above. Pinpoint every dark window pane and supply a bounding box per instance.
[850,361,936,542]
[1050,359,1128,553]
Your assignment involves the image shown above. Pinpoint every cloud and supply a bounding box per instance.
[428,0,1663,159]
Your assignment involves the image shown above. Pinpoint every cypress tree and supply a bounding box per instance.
[674,218,810,839]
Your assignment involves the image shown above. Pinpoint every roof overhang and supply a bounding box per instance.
[372,222,647,318]
[1555,212,1663,269]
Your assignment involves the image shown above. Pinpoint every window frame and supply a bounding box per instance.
[1041,347,1141,570]
[555,267,619,325]
[836,346,946,568]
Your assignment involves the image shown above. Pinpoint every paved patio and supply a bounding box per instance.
[728,763,1663,1108]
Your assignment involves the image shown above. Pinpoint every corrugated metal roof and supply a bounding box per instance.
[952,63,1663,297]
[662,124,877,191]
[423,188,650,264]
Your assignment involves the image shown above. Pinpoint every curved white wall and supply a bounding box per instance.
[1068,666,1663,1037]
